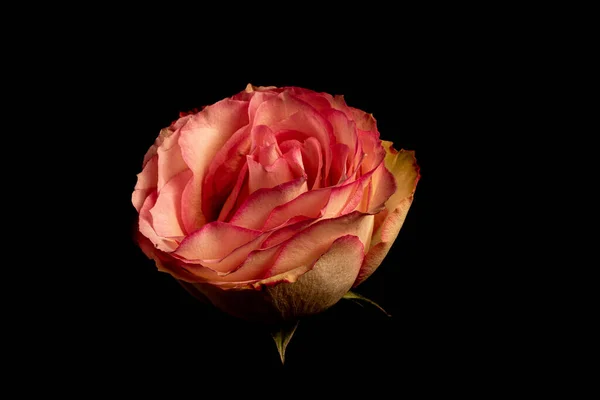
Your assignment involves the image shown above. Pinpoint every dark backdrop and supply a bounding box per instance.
[65,44,491,391]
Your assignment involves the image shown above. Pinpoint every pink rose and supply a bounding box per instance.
[132,84,420,322]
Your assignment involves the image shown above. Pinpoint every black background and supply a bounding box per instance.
[95,69,459,382]
[44,26,511,392]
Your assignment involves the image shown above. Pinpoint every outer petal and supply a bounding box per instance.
[132,156,158,212]
[156,128,188,193]
[365,162,397,213]
[381,143,420,211]
[149,169,192,238]
[353,143,420,286]
[179,99,250,232]
[358,129,386,175]
[257,235,365,319]
[138,191,179,252]
[353,197,412,287]
[265,211,374,277]
[178,235,365,322]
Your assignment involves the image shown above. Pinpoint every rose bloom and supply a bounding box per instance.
[132,84,419,322]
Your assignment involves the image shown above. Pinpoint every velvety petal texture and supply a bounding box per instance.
[132,84,420,322]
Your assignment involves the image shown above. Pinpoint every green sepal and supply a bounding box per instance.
[343,291,391,317]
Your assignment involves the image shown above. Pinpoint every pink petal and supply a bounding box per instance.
[278,139,302,154]
[150,169,193,238]
[217,211,373,284]
[282,145,305,177]
[301,137,323,189]
[174,222,262,270]
[253,91,308,126]
[366,162,397,213]
[174,232,271,277]
[247,156,295,194]
[265,211,374,277]
[330,94,353,119]
[250,124,277,150]
[202,125,251,222]
[329,143,350,185]
[260,219,314,248]
[255,92,334,181]
[138,191,179,252]
[269,109,334,185]
[253,235,365,318]
[132,155,158,212]
[257,143,282,166]
[229,176,308,230]
[142,115,193,167]
[156,127,188,192]
[349,106,378,132]
[179,99,250,232]
[323,108,360,170]
[381,143,421,211]
[218,163,249,222]
[135,232,202,283]
[353,197,413,287]
[248,91,279,125]
[262,188,331,231]
[358,129,386,175]
[175,234,365,321]
[321,168,376,218]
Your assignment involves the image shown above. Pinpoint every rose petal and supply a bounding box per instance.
[229,176,308,230]
[174,222,262,271]
[301,137,323,190]
[358,129,386,175]
[136,232,201,282]
[250,124,277,150]
[132,155,158,212]
[381,143,421,211]
[179,99,250,232]
[329,143,350,185]
[257,143,281,166]
[349,107,378,132]
[141,114,193,167]
[282,145,306,177]
[173,232,271,277]
[247,156,295,194]
[353,197,413,287]
[218,163,248,222]
[255,92,334,182]
[150,169,192,238]
[138,191,179,252]
[260,219,314,248]
[270,110,334,185]
[254,235,365,319]
[262,188,331,231]
[324,108,360,170]
[216,211,373,284]
[366,162,397,213]
[202,125,251,222]
[248,91,280,126]
[156,128,188,192]
[265,211,374,277]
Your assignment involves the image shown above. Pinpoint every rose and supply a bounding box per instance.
[132,84,420,322]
